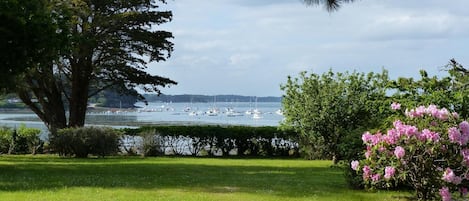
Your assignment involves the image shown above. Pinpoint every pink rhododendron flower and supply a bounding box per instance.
[420,129,440,142]
[442,168,462,185]
[365,150,372,159]
[438,108,449,120]
[351,160,359,171]
[394,146,405,159]
[440,187,452,201]
[426,104,437,115]
[391,102,401,110]
[362,131,373,144]
[449,127,462,144]
[371,174,380,182]
[384,166,395,180]
[460,121,469,135]
[362,166,371,180]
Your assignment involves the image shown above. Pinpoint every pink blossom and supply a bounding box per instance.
[393,120,403,129]
[404,125,419,137]
[427,104,439,117]
[362,166,371,180]
[448,127,462,144]
[362,132,373,144]
[437,108,449,120]
[416,106,426,117]
[365,150,372,159]
[439,187,452,201]
[460,121,469,135]
[371,174,380,182]
[386,129,399,144]
[384,166,395,180]
[391,102,401,110]
[367,131,382,146]
[394,146,405,159]
[405,108,416,118]
[350,160,359,171]
[442,168,462,185]
[420,129,440,142]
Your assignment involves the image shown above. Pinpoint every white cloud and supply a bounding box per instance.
[149,0,469,96]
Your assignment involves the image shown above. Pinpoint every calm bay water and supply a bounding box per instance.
[0,102,284,138]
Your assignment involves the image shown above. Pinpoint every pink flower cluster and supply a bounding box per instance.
[384,166,396,180]
[391,102,401,110]
[448,121,469,146]
[439,187,451,201]
[362,165,371,180]
[362,120,441,146]
[404,104,455,120]
[442,168,462,185]
[394,146,405,159]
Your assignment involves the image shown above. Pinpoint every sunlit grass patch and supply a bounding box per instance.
[0,155,409,201]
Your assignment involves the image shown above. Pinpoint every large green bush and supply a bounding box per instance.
[17,124,42,155]
[0,125,43,154]
[53,127,121,158]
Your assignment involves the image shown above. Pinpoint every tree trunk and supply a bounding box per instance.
[68,44,93,127]
[16,69,68,134]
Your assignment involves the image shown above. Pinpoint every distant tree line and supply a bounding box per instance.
[143,94,282,103]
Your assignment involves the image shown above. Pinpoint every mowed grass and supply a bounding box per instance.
[0,155,409,201]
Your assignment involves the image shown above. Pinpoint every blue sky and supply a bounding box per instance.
[148,0,469,96]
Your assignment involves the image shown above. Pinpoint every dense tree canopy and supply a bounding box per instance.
[0,0,69,91]
[6,0,176,133]
[281,70,389,162]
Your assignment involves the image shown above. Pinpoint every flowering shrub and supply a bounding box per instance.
[351,103,469,200]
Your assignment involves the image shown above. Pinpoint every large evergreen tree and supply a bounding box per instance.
[11,0,176,133]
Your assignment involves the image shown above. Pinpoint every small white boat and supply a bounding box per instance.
[252,113,263,119]
[275,109,283,116]
[206,108,219,116]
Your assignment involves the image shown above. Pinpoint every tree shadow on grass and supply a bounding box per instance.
[0,156,350,198]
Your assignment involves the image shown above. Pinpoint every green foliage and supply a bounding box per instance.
[0,0,69,91]
[122,126,299,157]
[17,124,42,155]
[280,70,390,162]
[0,127,14,154]
[53,127,121,158]
[0,125,43,155]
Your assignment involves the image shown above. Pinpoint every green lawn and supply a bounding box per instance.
[0,155,409,201]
